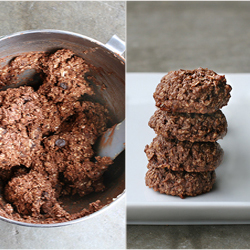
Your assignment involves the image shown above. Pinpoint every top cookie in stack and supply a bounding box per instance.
[154,67,232,114]
[145,67,232,198]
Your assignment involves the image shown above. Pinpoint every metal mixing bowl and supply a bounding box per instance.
[0,29,125,227]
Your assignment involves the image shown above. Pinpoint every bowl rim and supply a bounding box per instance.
[0,29,125,227]
[0,29,125,62]
[0,191,125,228]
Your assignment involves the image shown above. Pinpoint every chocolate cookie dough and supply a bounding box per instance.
[0,49,94,103]
[153,68,232,114]
[64,156,113,197]
[0,87,43,169]
[0,49,114,224]
[145,135,223,172]
[37,49,94,103]
[145,165,216,198]
[4,170,57,217]
[148,109,227,142]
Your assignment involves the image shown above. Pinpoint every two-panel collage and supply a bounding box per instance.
[0,1,250,249]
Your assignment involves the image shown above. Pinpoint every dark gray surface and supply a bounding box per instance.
[127,1,250,249]
[127,225,250,249]
[0,1,125,249]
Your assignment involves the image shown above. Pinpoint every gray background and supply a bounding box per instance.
[127,1,250,73]
[0,1,125,42]
[0,1,125,249]
[127,1,250,249]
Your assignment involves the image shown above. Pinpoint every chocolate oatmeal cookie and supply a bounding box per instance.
[145,165,216,198]
[153,68,232,113]
[145,135,223,172]
[148,109,227,142]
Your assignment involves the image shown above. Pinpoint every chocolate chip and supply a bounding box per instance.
[42,191,48,197]
[55,139,66,147]
[42,191,49,199]
[23,96,31,102]
[60,82,68,89]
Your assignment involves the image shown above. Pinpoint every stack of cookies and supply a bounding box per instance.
[145,68,232,198]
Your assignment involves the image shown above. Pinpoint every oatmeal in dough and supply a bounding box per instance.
[0,52,47,87]
[43,132,94,163]
[56,101,110,144]
[0,86,43,127]
[64,156,113,197]
[39,101,111,197]
[149,109,227,142]
[153,67,232,114]
[0,49,114,224]
[0,87,43,169]
[0,127,41,170]
[0,49,94,103]
[4,170,57,217]
[37,49,94,103]
[145,135,224,172]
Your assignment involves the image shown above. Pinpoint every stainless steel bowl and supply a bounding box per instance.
[0,29,125,227]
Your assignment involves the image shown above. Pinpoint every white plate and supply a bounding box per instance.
[126,72,250,225]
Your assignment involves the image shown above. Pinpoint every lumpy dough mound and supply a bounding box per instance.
[0,49,113,224]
